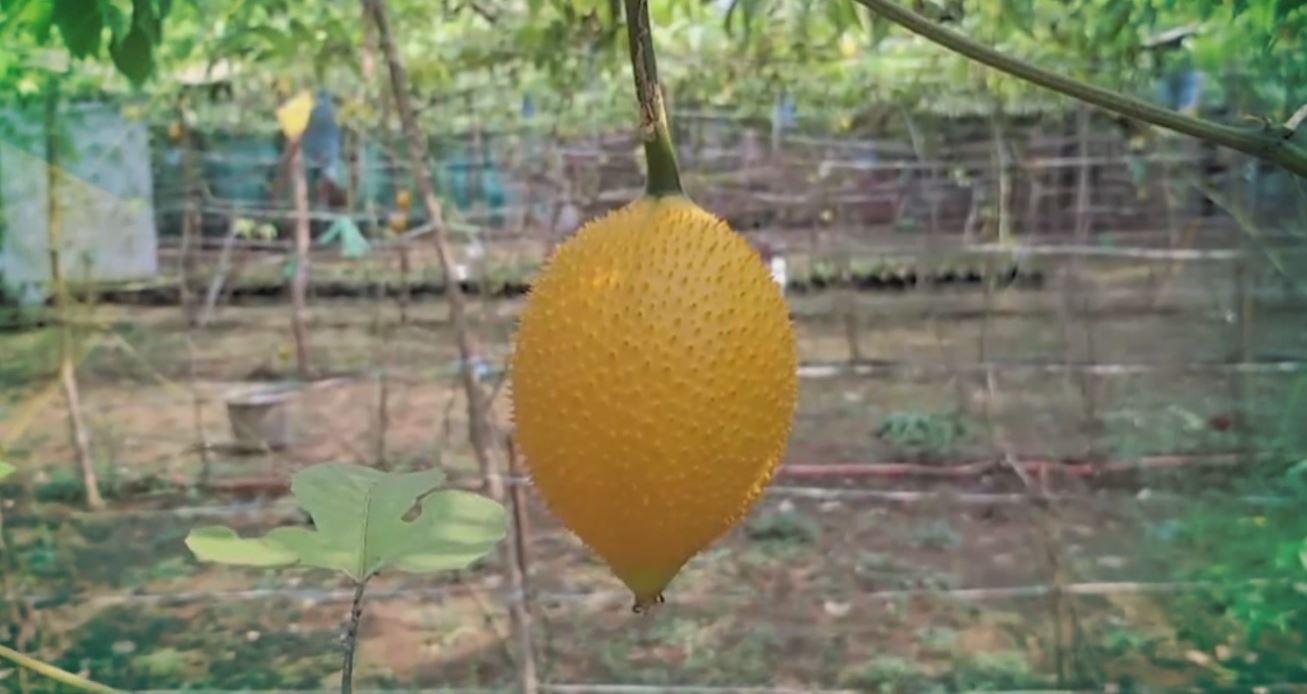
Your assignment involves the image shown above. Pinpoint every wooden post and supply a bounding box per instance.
[1069,106,1101,458]
[990,102,1012,244]
[375,369,390,469]
[44,82,104,510]
[289,140,313,381]
[177,104,201,326]
[1231,254,1252,454]
[186,335,211,486]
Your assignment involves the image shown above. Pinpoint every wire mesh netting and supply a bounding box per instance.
[2,106,1307,692]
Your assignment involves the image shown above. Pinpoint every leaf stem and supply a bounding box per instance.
[851,0,1307,180]
[623,0,683,196]
[340,576,370,694]
[0,643,124,694]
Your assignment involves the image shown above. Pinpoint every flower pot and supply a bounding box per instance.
[225,383,301,451]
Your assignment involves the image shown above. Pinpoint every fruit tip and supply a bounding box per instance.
[631,591,666,615]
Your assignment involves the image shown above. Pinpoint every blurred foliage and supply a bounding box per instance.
[875,408,977,458]
[0,0,1301,139]
[1156,374,1307,685]
[0,0,174,88]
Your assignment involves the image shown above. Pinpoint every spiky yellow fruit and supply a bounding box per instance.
[509,195,798,609]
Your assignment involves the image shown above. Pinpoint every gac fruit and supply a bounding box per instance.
[509,194,798,611]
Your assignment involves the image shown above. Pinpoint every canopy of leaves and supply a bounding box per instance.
[2,0,1302,142]
[0,0,173,89]
[185,463,507,581]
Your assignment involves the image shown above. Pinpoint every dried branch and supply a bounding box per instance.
[361,0,496,482]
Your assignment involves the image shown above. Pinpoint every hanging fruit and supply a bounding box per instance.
[509,0,797,612]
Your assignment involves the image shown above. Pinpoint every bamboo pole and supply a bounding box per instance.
[44,83,104,510]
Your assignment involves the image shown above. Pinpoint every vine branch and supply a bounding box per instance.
[623,0,682,196]
[850,0,1307,180]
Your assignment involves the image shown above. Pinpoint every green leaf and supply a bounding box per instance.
[99,0,132,39]
[387,489,511,573]
[0,460,15,481]
[184,463,506,581]
[6,0,55,43]
[183,526,300,566]
[291,463,506,580]
[53,0,105,57]
[109,23,153,84]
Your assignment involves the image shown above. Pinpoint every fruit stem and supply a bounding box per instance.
[623,0,683,197]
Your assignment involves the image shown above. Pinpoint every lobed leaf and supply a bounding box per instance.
[184,463,507,581]
[183,526,300,566]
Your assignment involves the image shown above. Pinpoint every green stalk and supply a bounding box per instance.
[0,643,124,694]
[623,0,683,196]
[850,0,1307,180]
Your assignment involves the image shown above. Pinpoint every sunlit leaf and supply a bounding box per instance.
[184,463,506,581]
[0,460,15,481]
[183,526,301,566]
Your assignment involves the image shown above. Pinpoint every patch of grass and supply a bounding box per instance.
[874,409,979,460]
[840,655,935,693]
[0,328,59,390]
[744,506,819,550]
[853,551,958,591]
[906,519,962,550]
[33,469,96,504]
[1102,403,1236,460]
[914,626,959,652]
[39,604,339,691]
[123,556,197,588]
[951,649,1038,689]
